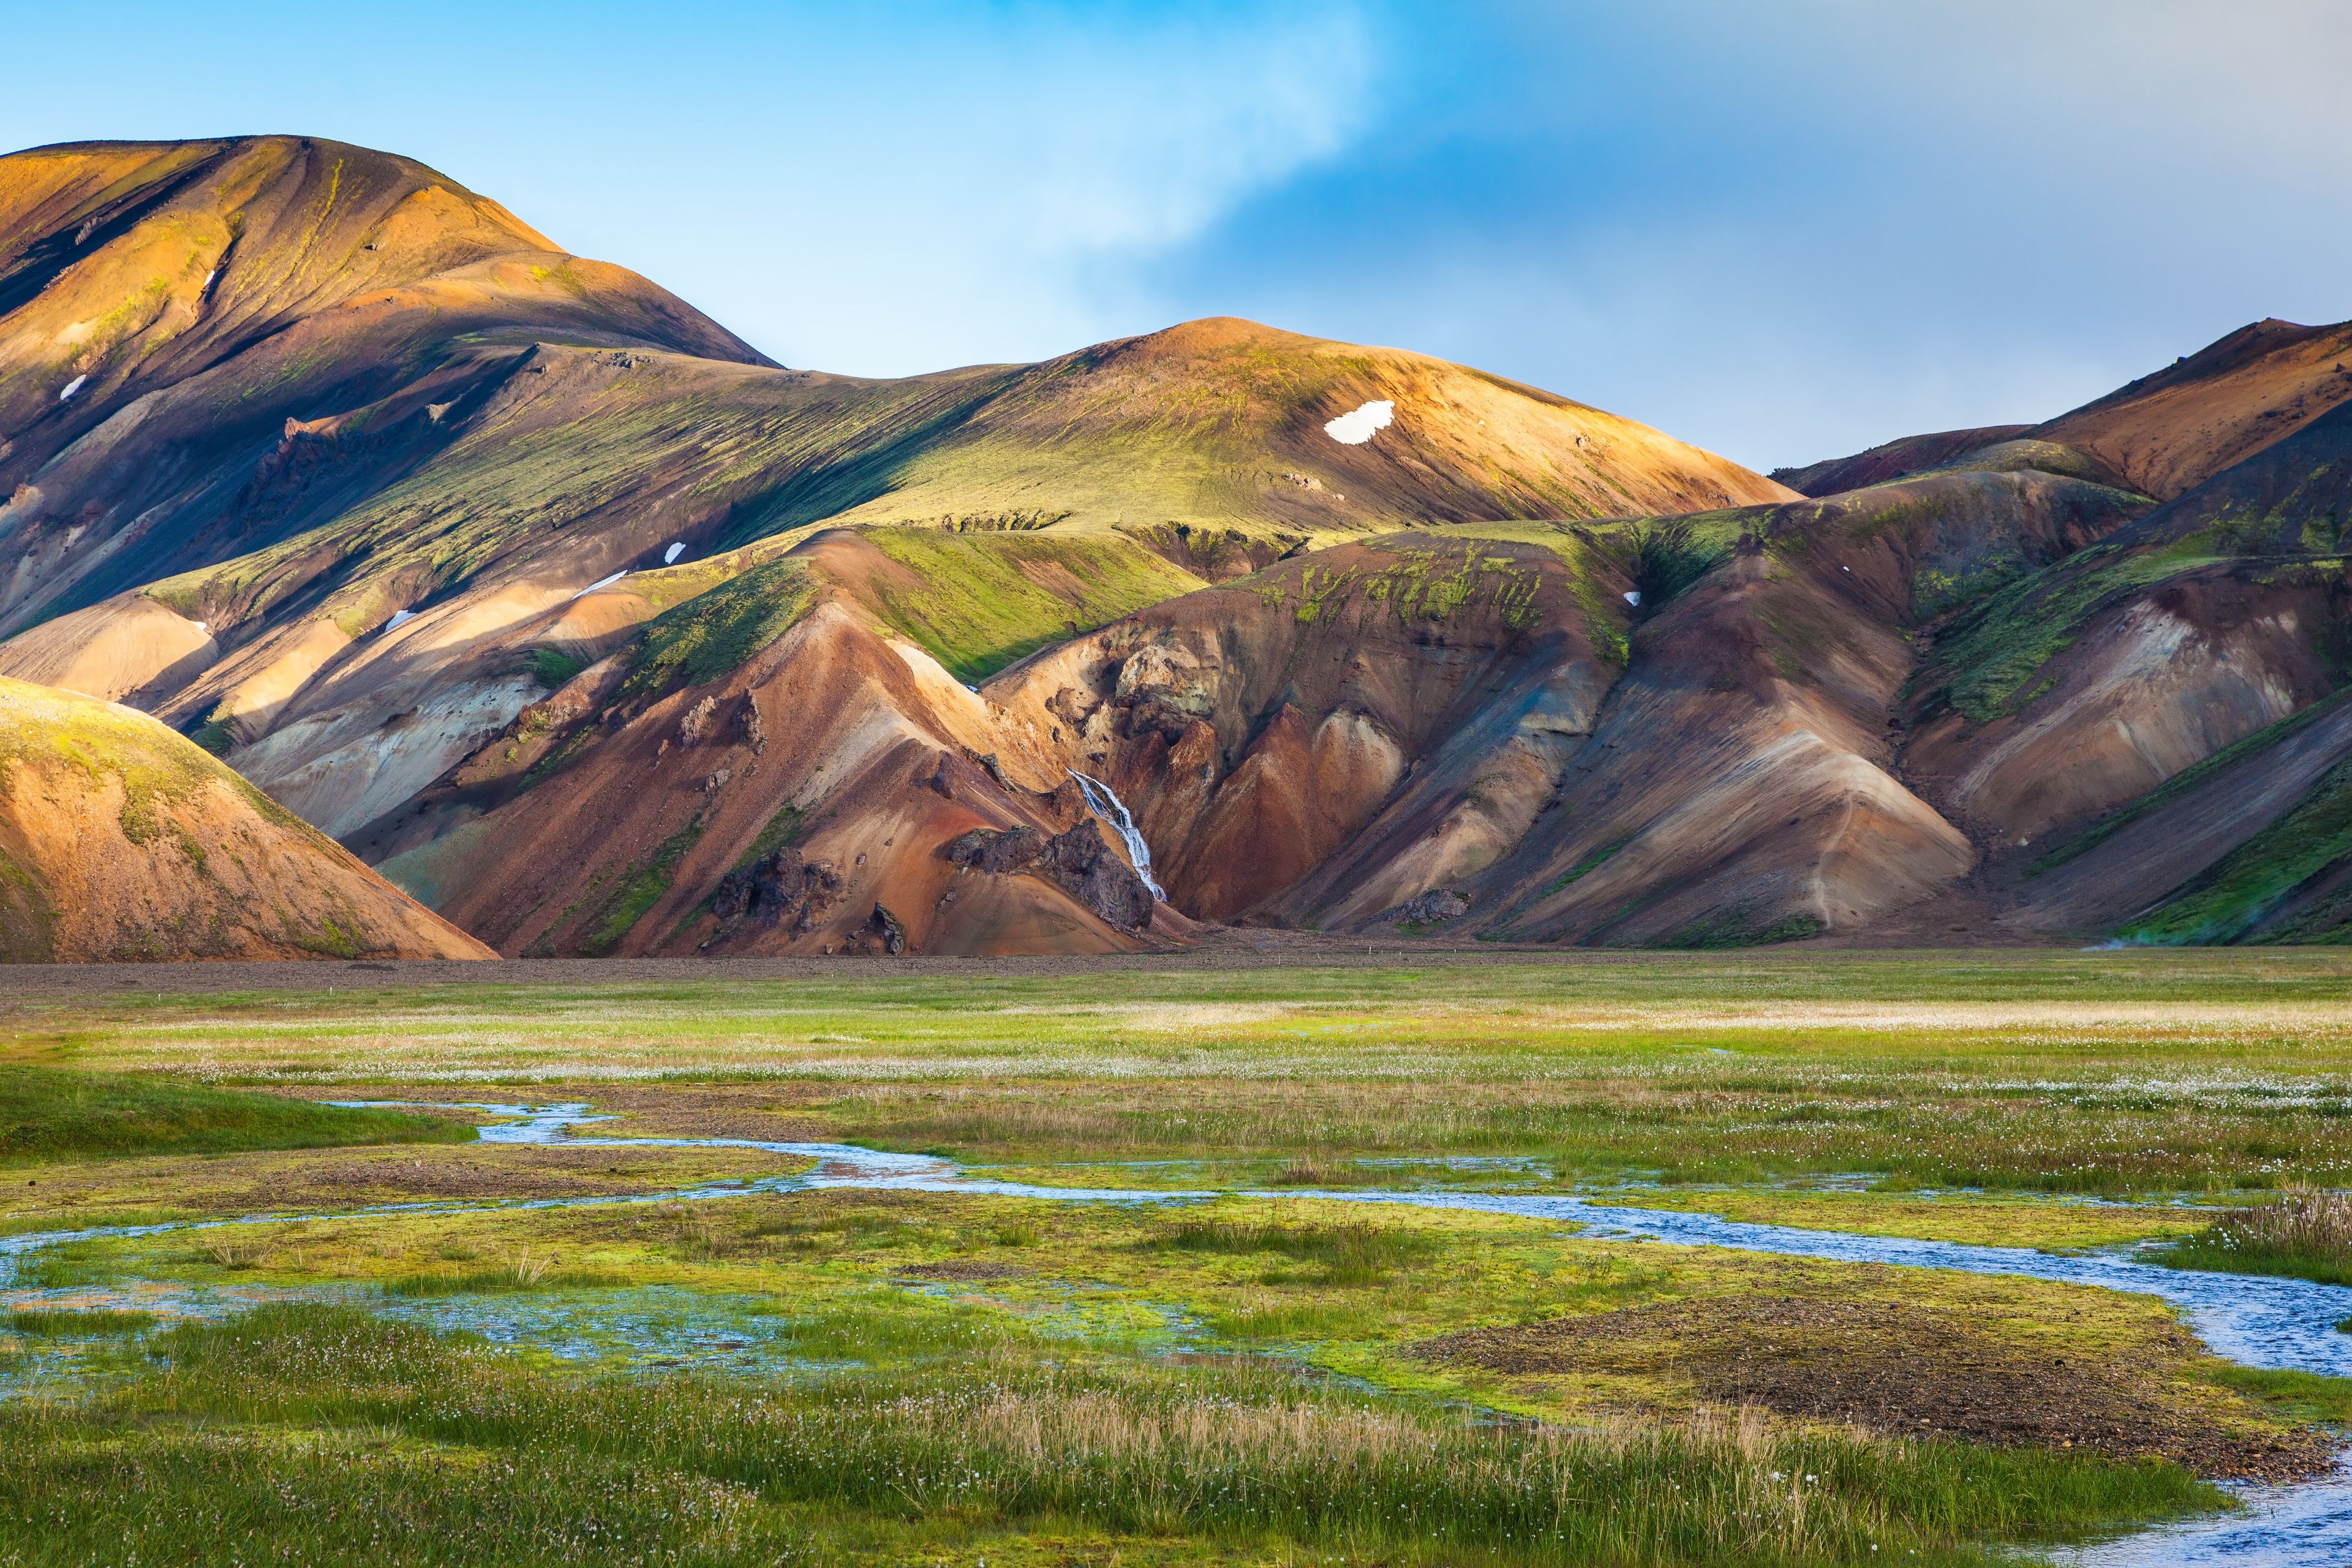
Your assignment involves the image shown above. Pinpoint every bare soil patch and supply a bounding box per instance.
[1422,1294,2334,1481]
[896,1261,1036,1282]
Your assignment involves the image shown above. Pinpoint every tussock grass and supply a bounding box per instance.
[2163,1187,2352,1285]
[1153,1216,1443,1286]
[4,1305,2217,1567]
[383,1246,630,1297]
[0,1067,466,1164]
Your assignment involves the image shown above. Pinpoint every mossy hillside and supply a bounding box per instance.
[1923,438,2117,485]
[0,675,309,846]
[1923,539,2228,723]
[572,814,710,958]
[619,558,817,699]
[854,527,1204,682]
[2119,754,2352,945]
[1238,539,1585,662]
[0,1067,462,1163]
[137,351,1004,647]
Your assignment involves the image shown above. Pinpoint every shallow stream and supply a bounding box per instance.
[5,1101,2348,1562]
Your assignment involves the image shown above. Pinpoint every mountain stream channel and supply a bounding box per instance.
[4,1100,2348,1564]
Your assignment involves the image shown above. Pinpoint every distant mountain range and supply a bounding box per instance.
[3,135,2347,959]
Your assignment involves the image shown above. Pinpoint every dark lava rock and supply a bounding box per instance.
[942,821,1153,930]
[710,846,841,935]
[1385,889,1471,927]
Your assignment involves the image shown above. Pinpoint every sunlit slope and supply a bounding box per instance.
[1771,424,2033,497]
[1778,317,2352,505]
[0,675,489,961]
[796,317,1794,549]
[0,136,771,639]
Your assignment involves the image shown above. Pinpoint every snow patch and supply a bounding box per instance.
[663,542,685,565]
[573,571,628,600]
[58,375,86,402]
[385,609,418,631]
[1624,590,1642,607]
[1324,399,1394,445]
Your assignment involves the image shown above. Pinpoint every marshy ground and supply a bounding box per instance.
[2,949,2350,1564]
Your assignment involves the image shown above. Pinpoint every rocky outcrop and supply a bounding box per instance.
[708,846,842,937]
[944,821,1156,931]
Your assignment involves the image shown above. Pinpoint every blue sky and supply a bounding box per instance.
[6,1,2347,469]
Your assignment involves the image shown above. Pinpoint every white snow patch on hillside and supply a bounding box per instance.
[1324,399,1393,445]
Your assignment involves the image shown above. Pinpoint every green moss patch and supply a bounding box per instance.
[857,527,1200,682]
[0,1068,465,1164]
[622,559,816,699]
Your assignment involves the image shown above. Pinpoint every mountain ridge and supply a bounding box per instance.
[2,134,2348,959]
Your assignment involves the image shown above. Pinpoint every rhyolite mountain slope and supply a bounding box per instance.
[0,676,488,961]
[3,134,2348,955]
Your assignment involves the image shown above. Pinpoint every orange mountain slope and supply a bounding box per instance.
[0,675,488,961]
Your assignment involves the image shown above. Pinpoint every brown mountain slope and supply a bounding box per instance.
[1431,470,2153,945]
[1775,317,2352,509]
[0,138,1792,889]
[1881,398,2352,943]
[365,532,1194,958]
[1771,425,2032,497]
[0,675,488,961]
[2033,318,2352,501]
[984,532,1629,924]
[355,526,1642,955]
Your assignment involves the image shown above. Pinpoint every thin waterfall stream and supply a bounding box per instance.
[5,1101,2348,1562]
[1069,770,1164,899]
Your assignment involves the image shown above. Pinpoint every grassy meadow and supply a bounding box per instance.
[1,949,2349,1564]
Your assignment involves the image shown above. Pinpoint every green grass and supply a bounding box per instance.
[856,527,1202,682]
[0,1303,2220,1567]
[12,952,2352,1195]
[3,949,2333,1566]
[0,1066,465,1164]
[622,559,818,699]
[1151,1215,1443,1285]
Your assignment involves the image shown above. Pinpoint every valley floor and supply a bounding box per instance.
[2,951,2350,1565]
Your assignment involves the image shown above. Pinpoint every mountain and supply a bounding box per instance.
[0,675,488,960]
[1755,323,2352,945]
[3,134,2348,956]
[1771,426,2033,497]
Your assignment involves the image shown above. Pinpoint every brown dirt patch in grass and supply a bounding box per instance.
[897,1261,1036,1282]
[1422,1294,2334,1481]
[273,1146,789,1203]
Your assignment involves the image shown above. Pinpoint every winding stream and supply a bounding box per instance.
[6,1101,2349,1562]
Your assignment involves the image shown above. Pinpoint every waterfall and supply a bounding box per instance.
[1068,770,1165,901]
